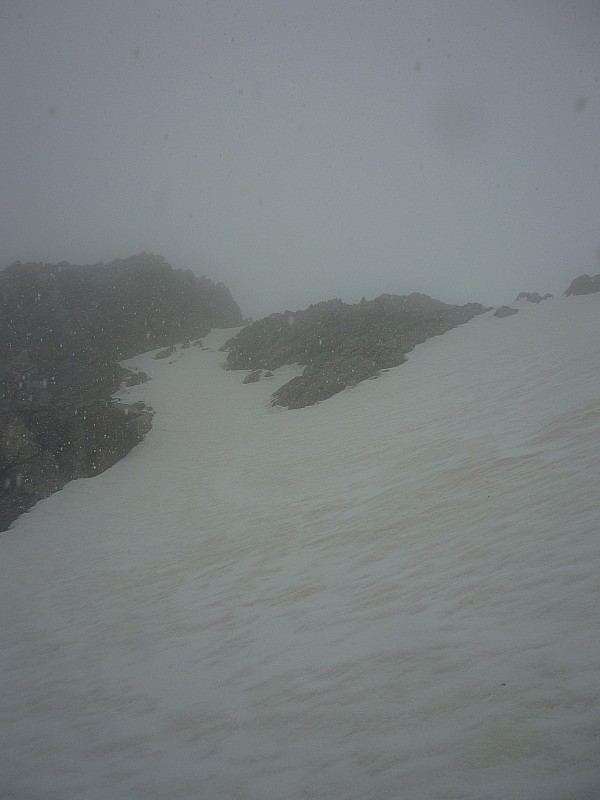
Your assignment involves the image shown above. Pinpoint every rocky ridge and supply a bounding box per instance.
[0,253,243,530]
[223,293,490,409]
[4,264,593,529]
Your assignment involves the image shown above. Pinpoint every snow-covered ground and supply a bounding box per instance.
[1,295,600,800]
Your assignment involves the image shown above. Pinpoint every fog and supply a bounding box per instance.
[1,1,599,319]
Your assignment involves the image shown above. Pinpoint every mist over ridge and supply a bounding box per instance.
[1,1,599,319]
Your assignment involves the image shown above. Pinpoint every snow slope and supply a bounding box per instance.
[1,295,599,800]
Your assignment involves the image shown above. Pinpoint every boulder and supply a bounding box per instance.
[243,370,262,384]
[514,292,553,304]
[123,369,149,387]
[514,292,542,303]
[154,345,175,360]
[565,274,600,296]
[494,306,519,318]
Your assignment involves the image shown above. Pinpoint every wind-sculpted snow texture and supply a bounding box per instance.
[224,293,489,408]
[1,296,600,799]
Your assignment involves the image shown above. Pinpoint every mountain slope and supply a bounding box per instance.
[1,296,599,799]
[0,253,243,530]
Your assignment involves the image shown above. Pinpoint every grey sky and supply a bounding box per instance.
[1,1,599,318]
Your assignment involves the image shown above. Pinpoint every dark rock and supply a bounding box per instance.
[494,306,519,318]
[565,274,600,296]
[154,345,175,360]
[0,409,42,474]
[192,339,204,347]
[0,252,243,531]
[0,399,151,531]
[514,292,543,304]
[543,293,554,300]
[112,400,148,414]
[224,293,489,409]
[243,370,262,384]
[123,369,149,387]
[0,253,243,365]
[181,339,191,349]
[514,292,553,304]
[264,371,274,377]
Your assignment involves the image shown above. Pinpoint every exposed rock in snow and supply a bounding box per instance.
[224,293,490,408]
[2,294,599,800]
[123,369,150,387]
[565,273,600,296]
[513,291,554,303]
[242,369,262,384]
[494,305,519,318]
[154,345,176,360]
[0,253,243,530]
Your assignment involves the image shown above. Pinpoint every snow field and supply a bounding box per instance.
[1,295,599,799]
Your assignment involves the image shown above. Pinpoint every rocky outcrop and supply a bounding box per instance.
[494,306,519,318]
[154,346,176,360]
[224,293,489,409]
[0,363,152,530]
[0,253,243,531]
[123,369,149,387]
[565,274,600,296]
[514,292,553,304]
[0,253,243,366]
[242,370,262,384]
